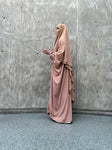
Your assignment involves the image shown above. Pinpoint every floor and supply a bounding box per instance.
[0,113,112,150]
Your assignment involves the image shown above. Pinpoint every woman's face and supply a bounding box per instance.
[55,26,60,34]
[55,25,62,37]
[56,26,60,30]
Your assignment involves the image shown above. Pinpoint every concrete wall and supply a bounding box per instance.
[0,0,112,114]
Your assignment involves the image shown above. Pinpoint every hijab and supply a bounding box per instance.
[53,24,75,103]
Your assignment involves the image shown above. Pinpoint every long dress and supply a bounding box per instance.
[47,51,72,123]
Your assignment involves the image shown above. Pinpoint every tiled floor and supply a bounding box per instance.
[0,113,112,150]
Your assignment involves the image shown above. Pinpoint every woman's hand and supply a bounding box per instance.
[43,49,51,55]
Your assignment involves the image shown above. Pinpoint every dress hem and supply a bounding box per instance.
[47,112,72,124]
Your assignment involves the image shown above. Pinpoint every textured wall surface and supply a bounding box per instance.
[0,0,112,112]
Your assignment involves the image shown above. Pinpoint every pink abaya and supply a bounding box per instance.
[47,51,72,123]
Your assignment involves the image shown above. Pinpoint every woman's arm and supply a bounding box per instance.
[43,49,54,60]
[55,45,65,62]
[43,49,52,55]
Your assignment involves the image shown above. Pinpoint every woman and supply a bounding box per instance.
[43,24,75,124]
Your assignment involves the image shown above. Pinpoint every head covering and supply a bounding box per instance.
[53,23,75,103]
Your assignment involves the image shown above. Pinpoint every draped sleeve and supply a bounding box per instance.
[55,45,65,62]
[49,51,54,61]
[49,45,65,63]
[49,51,62,69]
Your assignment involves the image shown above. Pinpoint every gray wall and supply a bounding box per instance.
[0,0,112,114]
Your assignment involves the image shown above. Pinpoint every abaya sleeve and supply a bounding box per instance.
[49,51,54,61]
[55,45,65,62]
[49,45,65,62]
